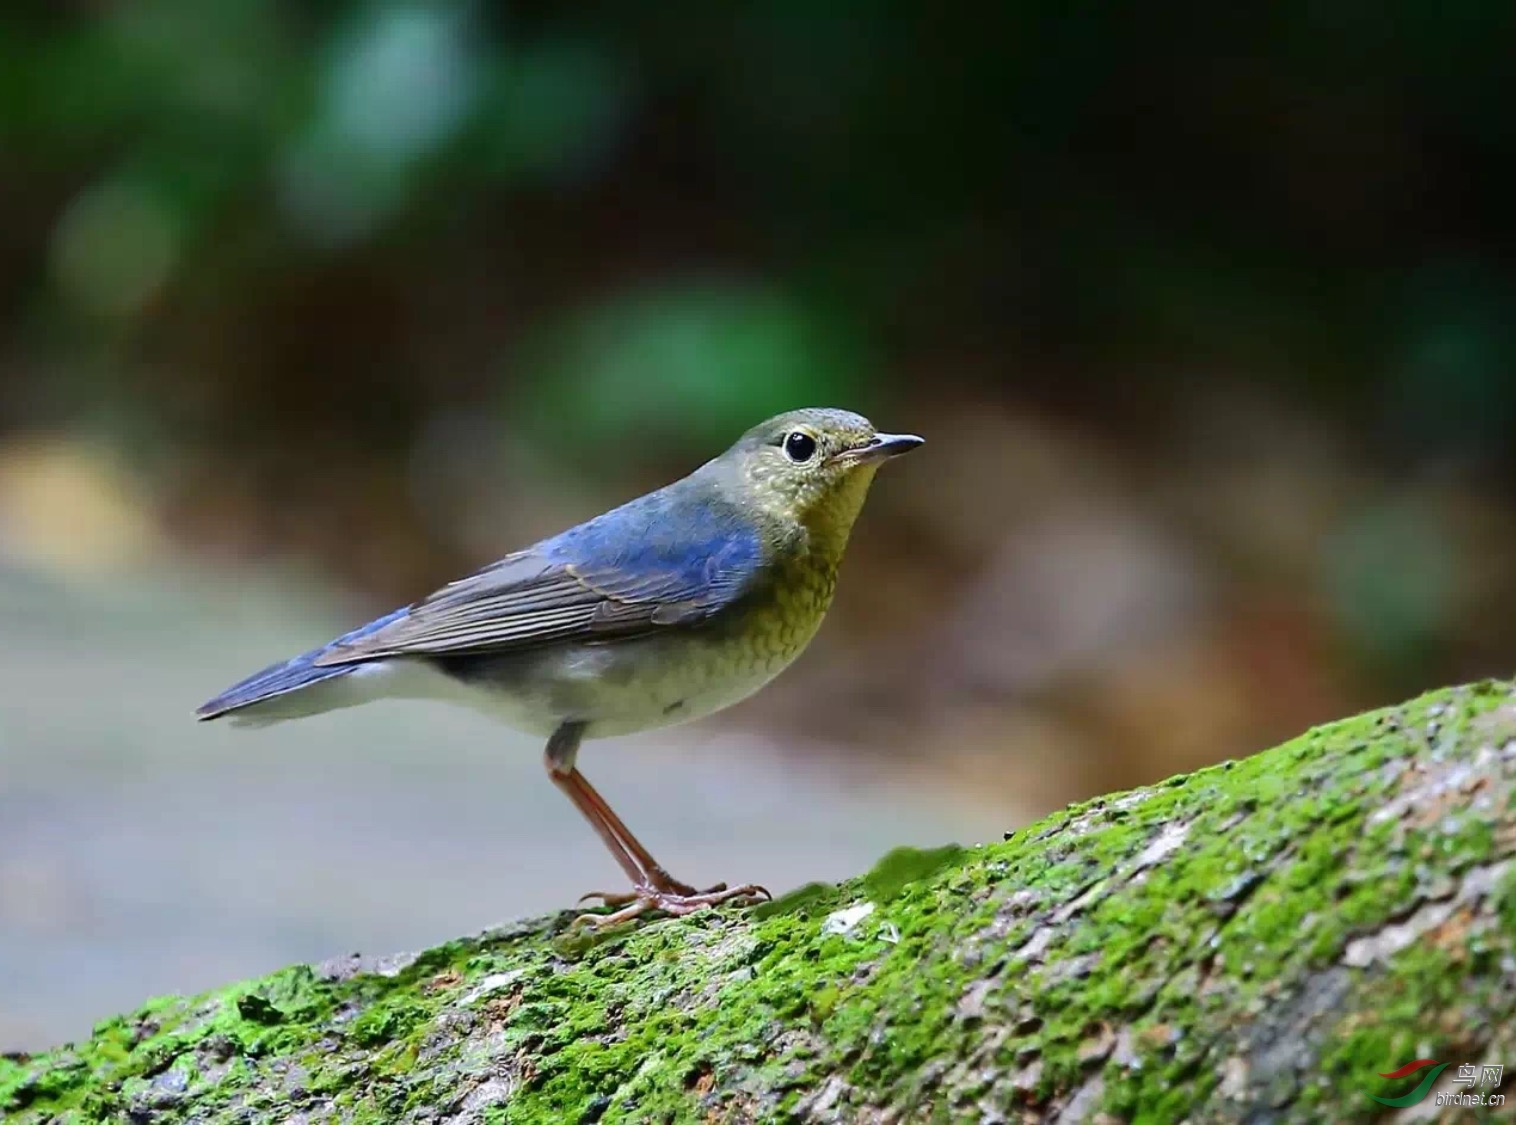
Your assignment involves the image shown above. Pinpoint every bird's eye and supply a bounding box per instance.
[782,430,818,463]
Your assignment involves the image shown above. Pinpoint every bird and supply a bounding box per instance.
[197,407,923,925]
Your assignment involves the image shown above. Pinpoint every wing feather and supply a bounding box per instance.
[314,490,767,664]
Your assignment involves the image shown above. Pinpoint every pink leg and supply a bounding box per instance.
[543,723,769,926]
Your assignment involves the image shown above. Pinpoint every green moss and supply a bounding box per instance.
[7,682,1515,1123]
[750,879,836,919]
[349,1000,430,1049]
[862,844,967,902]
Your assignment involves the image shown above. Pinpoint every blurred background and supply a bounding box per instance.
[4,3,1516,1049]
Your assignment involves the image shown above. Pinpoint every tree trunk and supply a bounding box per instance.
[5,680,1516,1124]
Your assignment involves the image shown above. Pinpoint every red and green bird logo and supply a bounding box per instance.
[1371,1060,1449,1107]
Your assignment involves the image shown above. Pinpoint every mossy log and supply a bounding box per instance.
[6,681,1516,1124]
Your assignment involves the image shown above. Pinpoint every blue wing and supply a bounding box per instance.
[312,487,767,664]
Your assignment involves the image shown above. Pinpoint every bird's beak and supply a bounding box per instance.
[831,432,925,465]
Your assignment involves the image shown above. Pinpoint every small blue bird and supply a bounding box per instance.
[198,408,923,924]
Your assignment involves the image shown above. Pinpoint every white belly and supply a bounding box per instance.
[457,631,810,739]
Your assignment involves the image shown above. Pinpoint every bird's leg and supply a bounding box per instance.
[543,721,708,895]
[568,768,704,895]
[543,723,769,926]
[548,767,648,889]
[563,767,772,923]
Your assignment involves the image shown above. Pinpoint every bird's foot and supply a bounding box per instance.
[578,879,719,907]
[573,882,770,927]
[578,863,729,903]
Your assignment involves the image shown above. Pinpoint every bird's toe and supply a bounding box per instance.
[576,888,639,907]
[571,881,768,927]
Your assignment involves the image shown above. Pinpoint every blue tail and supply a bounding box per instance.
[195,607,410,720]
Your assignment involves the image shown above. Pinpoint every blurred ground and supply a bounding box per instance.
[0,563,1012,1050]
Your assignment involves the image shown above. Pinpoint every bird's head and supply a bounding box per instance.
[714,407,923,548]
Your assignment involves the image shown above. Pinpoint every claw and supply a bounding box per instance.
[579,872,735,908]
[577,888,638,907]
[577,883,731,908]
[572,882,771,927]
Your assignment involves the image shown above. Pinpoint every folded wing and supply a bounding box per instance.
[315,492,767,664]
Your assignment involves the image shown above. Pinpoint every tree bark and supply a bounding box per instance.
[5,680,1516,1124]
